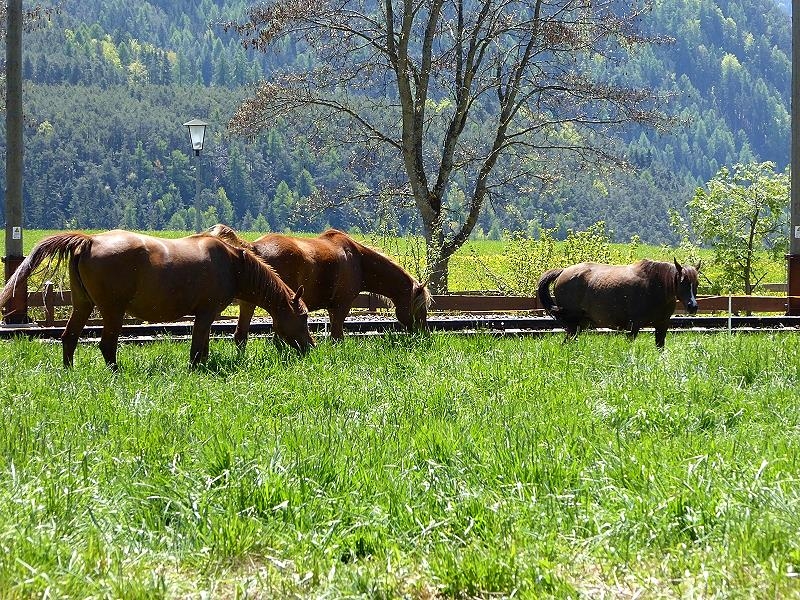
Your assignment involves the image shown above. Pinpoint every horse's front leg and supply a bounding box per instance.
[627,321,640,343]
[234,301,256,350]
[190,312,216,367]
[98,310,125,371]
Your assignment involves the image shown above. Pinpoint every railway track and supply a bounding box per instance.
[2,314,800,343]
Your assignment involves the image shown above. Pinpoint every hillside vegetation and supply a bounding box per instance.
[0,0,791,244]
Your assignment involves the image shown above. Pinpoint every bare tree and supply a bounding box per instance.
[223,0,671,292]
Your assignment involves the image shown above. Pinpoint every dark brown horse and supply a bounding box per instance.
[208,224,431,345]
[0,230,315,368]
[536,259,700,348]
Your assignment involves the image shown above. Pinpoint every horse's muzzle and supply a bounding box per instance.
[686,301,699,315]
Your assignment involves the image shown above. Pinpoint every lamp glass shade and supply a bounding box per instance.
[183,119,208,152]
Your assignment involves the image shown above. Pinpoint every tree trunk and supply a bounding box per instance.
[427,247,450,294]
[423,216,450,293]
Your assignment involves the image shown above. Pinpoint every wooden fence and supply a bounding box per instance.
[17,281,794,327]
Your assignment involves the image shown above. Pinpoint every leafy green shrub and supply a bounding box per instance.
[562,221,613,265]
[474,221,643,295]
[502,227,560,296]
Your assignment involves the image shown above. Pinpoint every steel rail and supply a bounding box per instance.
[2,315,800,343]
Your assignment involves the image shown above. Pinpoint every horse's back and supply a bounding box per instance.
[253,234,325,276]
[251,231,357,311]
[552,261,658,329]
[82,231,215,274]
[75,231,149,291]
[77,231,238,320]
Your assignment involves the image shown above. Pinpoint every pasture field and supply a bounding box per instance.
[1,331,799,598]
[0,229,787,295]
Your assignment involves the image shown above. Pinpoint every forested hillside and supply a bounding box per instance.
[0,0,791,244]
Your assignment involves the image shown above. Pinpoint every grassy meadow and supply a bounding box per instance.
[0,229,788,297]
[1,331,800,598]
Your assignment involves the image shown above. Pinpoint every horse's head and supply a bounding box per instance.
[674,258,700,315]
[396,281,432,333]
[273,285,316,354]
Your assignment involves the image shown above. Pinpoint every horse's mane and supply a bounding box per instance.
[207,223,253,251]
[204,228,296,310]
[330,229,432,316]
[636,259,678,291]
[413,281,433,313]
[205,225,292,304]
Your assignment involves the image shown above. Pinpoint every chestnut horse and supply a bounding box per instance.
[536,259,699,348]
[0,230,315,369]
[208,224,431,345]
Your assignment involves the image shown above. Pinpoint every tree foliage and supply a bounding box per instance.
[685,161,789,294]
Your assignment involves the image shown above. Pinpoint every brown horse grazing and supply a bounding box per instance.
[208,224,431,345]
[0,230,315,369]
[536,259,700,348]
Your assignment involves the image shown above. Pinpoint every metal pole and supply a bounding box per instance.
[2,0,29,324]
[194,150,202,232]
[790,0,800,314]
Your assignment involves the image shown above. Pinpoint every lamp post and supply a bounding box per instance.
[790,0,800,314]
[2,0,29,325]
[183,119,208,233]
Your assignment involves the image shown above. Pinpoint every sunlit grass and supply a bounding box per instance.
[1,230,787,295]
[1,332,799,597]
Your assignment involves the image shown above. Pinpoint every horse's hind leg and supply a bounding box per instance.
[561,325,580,343]
[654,326,667,349]
[98,310,125,370]
[62,300,94,367]
[328,306,350,341]
[559,316,581,343]
[233,301,256,350]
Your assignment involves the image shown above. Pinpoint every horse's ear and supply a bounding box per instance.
[293,285,305,303]
[696,259,702,272]
[673,257,683,274]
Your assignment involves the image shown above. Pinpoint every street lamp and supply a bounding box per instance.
[183,119,208,232]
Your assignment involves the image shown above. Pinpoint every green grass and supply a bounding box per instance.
[1,332,799,598]
[0,230,788,295]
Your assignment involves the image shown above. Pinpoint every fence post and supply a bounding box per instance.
[43,281,54,327]
[728,294,732,334]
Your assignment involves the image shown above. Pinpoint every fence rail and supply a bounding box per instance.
[13,282,794,328]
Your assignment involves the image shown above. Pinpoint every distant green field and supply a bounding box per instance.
[0,229,787,295]
[1,332,799,598]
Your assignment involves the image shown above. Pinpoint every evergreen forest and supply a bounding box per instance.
[0,0,792,244]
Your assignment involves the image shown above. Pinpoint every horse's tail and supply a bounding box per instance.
[536,268,563,316]
[207,223,253,251]
[0,233,92,310]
